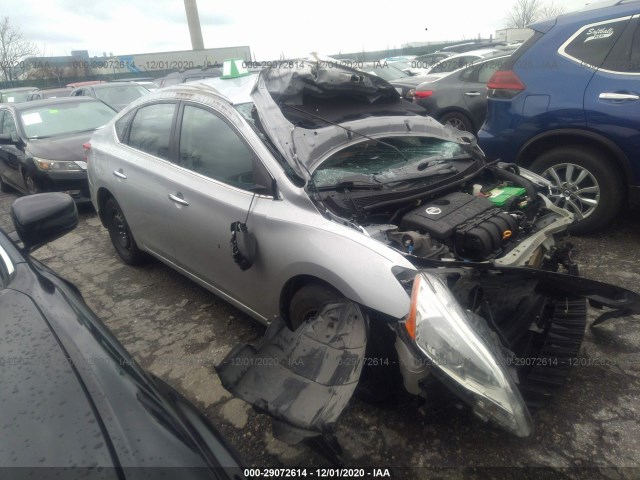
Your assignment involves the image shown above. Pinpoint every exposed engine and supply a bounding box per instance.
[356,179,538,263]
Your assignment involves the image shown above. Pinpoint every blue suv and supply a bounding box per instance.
[478,0,640,233]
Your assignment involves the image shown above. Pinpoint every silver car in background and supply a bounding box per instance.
[87,61,640,442]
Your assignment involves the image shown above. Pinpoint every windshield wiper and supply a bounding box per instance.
[311,180,384,192]
[281,104,409,162]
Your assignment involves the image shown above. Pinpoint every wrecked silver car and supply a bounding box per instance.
[87,61,640,446]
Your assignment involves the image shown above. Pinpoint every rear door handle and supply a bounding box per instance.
[599,92,639,101]
[168,193,189,206]
[464,91,481,97]
[113,170,127,179]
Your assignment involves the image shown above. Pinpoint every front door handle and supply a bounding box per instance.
[599,92,639,101]
[168,193,189,206]
[113,170,127,179]
[464,91,482,97]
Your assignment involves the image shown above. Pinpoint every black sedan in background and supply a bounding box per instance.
[0,192,245,476]
[0,97,116,203]
[70,81,150,111]
[413,55,511,133]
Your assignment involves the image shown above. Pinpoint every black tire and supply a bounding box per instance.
[439,112,474,133]
[24,171,41,195]
[514,296,587,412]
[530,146,623,234]
[104,197,146,265]
[0,175,12,193]
[288,283,400,402]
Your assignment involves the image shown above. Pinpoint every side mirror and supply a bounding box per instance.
[0,133,18,145]
[10,193,78,252]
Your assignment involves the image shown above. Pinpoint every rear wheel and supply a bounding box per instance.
[105,197,147,265]
[530,146,623,234]
[439,112,474,133]
[288,283,400,402]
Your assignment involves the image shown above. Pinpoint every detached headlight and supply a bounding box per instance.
[34,157,85,171]
[404,272,533,437]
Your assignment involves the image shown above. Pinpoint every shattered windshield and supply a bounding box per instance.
[312,136,465,188]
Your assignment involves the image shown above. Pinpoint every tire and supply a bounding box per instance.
[288,283,400,402]
[439,112,474,133]
[24,171,41,195]
[0,175,12,193]
[514,295,587,412]
[104,197,146,265]
[530,146,623,234]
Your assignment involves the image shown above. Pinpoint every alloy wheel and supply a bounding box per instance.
[541,163,600,220]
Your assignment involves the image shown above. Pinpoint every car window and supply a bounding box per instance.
[178,105,258,188]
[561,17,630,68]
[114,109,136,142]
[127,103,175,159]
[20,101,116,138]
[602,19,640,73]
[2,111,18,137]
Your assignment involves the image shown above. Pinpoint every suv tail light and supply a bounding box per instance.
[487,70,526,99]
[83,142,91,162]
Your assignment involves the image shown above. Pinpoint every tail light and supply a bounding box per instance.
[414,90,433,99]
[83,142,91,162]
[487,70,526,99]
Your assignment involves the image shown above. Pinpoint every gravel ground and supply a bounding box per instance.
[1,188,639,479]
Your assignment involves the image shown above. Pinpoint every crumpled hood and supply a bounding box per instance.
[250,62,470,181]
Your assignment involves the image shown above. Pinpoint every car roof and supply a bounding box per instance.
[7,96,103,111]
[88,82,142,89]
[0,87,38,93]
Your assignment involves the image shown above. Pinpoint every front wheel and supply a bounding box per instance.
[288,283,400,402]
[24,172,41,195]
[530,146,623,234]
[105,197,146,265]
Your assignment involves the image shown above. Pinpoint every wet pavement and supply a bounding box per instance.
[1,189,639,479]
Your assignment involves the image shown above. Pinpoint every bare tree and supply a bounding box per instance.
[505,0,565,29]
[0,16,40,86]
[538,1,566,21]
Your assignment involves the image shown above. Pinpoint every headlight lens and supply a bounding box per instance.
[405,272,533,437]
[34,157,85,171]
[406,88,416,98]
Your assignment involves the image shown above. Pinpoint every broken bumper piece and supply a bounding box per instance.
[216,301,368,444]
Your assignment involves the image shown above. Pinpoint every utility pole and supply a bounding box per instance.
[183,0,205,50]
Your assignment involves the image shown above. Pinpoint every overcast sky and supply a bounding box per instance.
[4,0,600,60]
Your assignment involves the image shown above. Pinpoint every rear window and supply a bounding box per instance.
[560,17,630,68]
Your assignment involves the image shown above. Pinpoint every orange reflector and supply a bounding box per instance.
[405,275,422,340]
[502,230,512,240]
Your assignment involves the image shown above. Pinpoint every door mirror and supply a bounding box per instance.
[11,193,78,252]
[0,133,18,145]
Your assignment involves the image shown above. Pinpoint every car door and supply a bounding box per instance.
[460,58,509,129]
[168,102,276,316]
[109,102,180,260]
[0,109,26,189]
[584,15,640,177]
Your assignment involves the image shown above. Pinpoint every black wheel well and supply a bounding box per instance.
[96,187,114,227]
[279,275,341,326]
[517,133,630,197]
